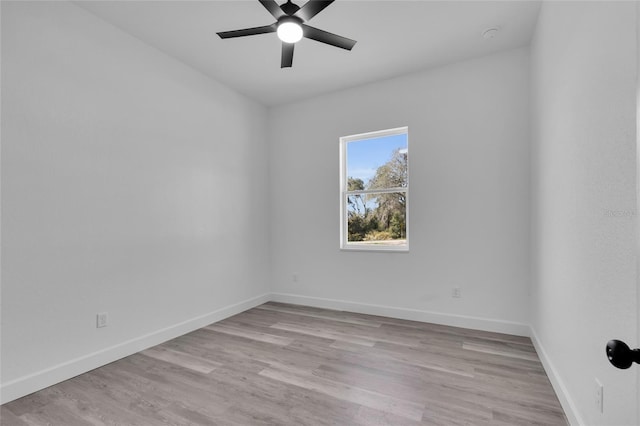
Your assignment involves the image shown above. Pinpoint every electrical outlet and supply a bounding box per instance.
[96,312,108,328]
[595,378,603,413]
[452,287,461,298]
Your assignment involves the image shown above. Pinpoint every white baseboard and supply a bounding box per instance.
[2,290,578,426]
[529,326,584,426]
[0,293,271,405]
[270,292,530,336]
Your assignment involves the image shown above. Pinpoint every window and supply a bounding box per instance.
[340,127,408,251]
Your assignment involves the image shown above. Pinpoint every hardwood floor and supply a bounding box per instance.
[1,302,567,425]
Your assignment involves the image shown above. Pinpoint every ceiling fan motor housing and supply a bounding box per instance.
[280,0,301,16]
[278,15,303,27]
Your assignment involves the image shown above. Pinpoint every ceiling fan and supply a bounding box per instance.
[217,0,357,68]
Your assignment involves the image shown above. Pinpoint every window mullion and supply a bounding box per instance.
[345,188,406,196]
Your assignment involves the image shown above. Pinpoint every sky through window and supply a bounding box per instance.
[346,133,408,184]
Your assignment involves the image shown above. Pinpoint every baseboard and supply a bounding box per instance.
[529,326,584,426]
[270,292,530,336]
[0,293,271,405]
[2,290,576,426]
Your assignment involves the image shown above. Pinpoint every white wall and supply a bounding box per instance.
[269,48,531,334]
[637,3,640,420]
[1,1,269,402]
[530,2,638,425]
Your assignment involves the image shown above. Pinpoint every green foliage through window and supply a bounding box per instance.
[342,128,408,249]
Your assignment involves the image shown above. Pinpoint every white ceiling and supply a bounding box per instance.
[76,0,541,106]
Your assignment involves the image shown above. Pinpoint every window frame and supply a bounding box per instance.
[339,126,409,252]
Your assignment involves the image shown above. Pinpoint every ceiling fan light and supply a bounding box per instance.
[277,21,303,43]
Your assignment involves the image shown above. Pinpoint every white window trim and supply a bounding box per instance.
[339,126,409,252]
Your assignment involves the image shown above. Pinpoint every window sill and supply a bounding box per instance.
[340,245,409,253]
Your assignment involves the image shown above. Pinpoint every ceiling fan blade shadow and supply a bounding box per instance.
[302,24,356,50]
[295,0,334,21]
[281,42,294,68]
[259,0,285,19]
[217,24,277,39]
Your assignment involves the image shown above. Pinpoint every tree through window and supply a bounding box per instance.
[340,127,408,251]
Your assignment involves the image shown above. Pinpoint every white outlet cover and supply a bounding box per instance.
[594,378,603,413]
[97,313,108,328]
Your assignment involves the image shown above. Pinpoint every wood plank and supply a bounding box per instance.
[462,342,541,362]
[270,322,377,346]
[18,402,96,426]
[353,405,424,426]
[259,363,426,422]
[204,323,294,346]
[140,346,221,373]
[0,406,31,426]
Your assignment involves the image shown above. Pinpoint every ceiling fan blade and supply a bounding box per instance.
[217,24,276,39]
[259,0,285,19]
[302,24,356,50]
[281,42,294,68]
[295,0,334,21]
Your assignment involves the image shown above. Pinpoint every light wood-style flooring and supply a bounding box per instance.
[1,302,567,425]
